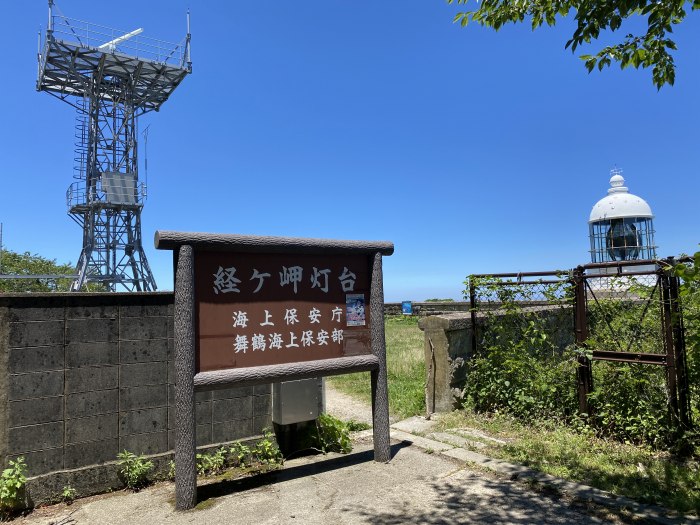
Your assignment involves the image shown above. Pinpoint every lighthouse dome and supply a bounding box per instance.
[589,174,653,223]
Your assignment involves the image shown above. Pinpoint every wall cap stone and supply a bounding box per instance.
[418,313,472,332]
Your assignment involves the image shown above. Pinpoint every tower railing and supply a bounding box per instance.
[49,14,187,68]
[67,178,147,209]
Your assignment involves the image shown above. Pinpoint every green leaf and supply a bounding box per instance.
[450,0,683,88]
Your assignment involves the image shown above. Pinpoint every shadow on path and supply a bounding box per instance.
[196,441,412,505]
[347,473,616,525]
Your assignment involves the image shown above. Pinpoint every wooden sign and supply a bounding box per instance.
[194,252,372,371]
[155,231,394,511]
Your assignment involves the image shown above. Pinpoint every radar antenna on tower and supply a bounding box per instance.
[37,1,192,291]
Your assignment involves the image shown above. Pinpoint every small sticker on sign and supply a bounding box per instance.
[346,294,366,327]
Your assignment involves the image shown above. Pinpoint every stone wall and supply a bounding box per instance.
[418,313,473,414]
[0,292,271,500]
[418,306,574,415]
[384,301,470,317]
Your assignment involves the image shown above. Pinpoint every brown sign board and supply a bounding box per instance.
[156,231,394,510]
[194,251,372,372]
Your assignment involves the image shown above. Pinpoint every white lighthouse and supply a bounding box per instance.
[589,169,657,264]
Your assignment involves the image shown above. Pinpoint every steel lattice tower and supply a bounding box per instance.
[37,1,191,291]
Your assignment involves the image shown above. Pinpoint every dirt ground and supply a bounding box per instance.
[324,382,374,424]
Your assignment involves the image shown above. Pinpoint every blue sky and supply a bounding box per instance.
[1,1,699,301]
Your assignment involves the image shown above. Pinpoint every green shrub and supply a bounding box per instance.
[315,413,352,454]
[166,438,278,482]
[463,277,579,421]
[196,447,227,476]
[117,451,153,490]
[464,267,700,450]
[463,336,579,420]
[61,485,77,504]
[252,429,283,465]
[346,419,371,432]
[228,442,252,468]
[0,457,27,515]
[588,362,671,446]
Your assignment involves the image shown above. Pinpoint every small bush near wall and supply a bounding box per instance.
[0,457,27,518]
[463,278,579,421]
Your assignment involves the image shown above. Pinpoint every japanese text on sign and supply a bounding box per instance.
[213,265,357,295]
[195,251,371,372]
[230,306,345,353]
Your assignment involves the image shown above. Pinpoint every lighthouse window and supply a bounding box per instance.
[605,219,640,261]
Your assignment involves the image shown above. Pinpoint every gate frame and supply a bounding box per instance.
[571,259,690,429]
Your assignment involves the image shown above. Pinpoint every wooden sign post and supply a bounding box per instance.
[155,231,394,510]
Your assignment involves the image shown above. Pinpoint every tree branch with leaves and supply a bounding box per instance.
[448,0,699,88]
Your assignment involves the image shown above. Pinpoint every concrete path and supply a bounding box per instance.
[15,426,694,525]
[13,387,696,525]
[16,436,606,525]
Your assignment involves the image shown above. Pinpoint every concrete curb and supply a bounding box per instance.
[382,417,697,525]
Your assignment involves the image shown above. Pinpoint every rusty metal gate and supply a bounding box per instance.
[573,259,690,430]
[469,258,690,432]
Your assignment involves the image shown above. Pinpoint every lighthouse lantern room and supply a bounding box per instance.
[589,169,657,264]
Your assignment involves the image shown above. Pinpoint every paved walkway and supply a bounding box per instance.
[12,387,696,525]
[14,437,608,525]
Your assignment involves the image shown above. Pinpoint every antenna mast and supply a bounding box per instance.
[36,2,191,291]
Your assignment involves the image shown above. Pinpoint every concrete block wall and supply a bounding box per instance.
[0,293,272,482]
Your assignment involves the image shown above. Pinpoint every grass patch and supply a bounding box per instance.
[194,499,217,511]
[328,316,425,419]
[435,411,700,515]
[346,419,371,432]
